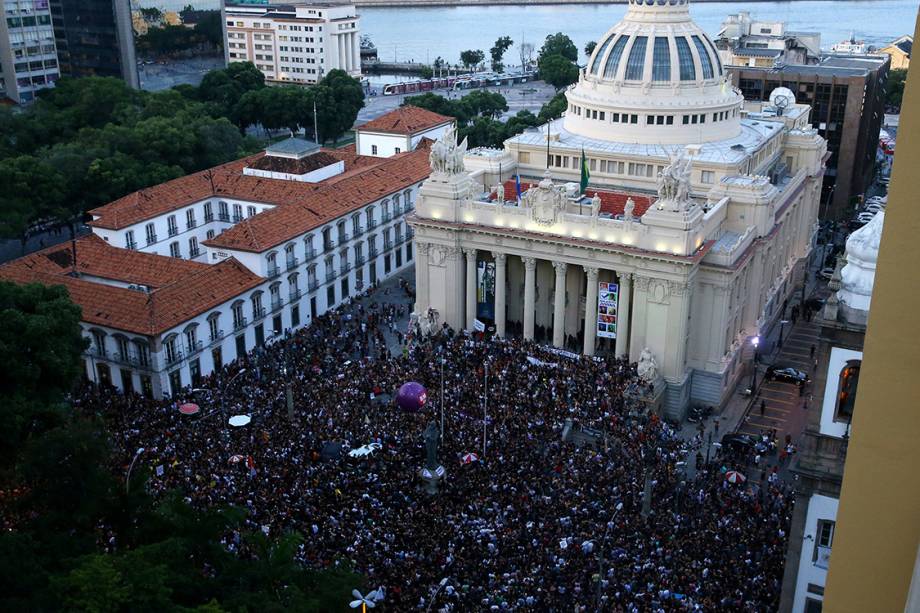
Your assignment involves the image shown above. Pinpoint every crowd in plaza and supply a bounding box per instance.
[79,284,792,611]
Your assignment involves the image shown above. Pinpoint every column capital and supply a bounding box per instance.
[463,247,477,260]
[491,251,507,264]
[585,267,599,281]
[523,256,537,272]
[552,261,568,275]
[416,241,431,255]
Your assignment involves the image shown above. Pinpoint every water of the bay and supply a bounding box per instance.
[360,0,918,66]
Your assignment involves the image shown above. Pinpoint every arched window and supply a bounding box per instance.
[207,312,221,342]
[183,323,200,353]
[835,359,861,422]
[163,333,180,365]
[133,339,150,367]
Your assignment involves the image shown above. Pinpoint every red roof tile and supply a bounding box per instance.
[0,236,263,336]
[357,106,454,135]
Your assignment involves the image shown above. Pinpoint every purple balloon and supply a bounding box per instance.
[396,381,428,413]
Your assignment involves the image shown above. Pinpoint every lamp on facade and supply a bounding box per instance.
[749,336,761,393]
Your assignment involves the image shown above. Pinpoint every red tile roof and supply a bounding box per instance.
[0,236,263,336]
[357,105,454,135]
[499,180,655,217]
[204,145,432,253]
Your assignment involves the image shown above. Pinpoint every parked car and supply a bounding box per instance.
[765,365,810,384]
[721,433,757,454]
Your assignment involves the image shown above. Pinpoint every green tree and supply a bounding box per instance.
[403,92,471,125]
[585,40,597,57]
[504,109,541,138]
[194,11,224,49]
[419,65,434,79]
[0,156,66,242]
[460,49,485,70]
[539,33,578,63]
[886,68,908,109]
[490,36,514,73]
[538,91,568,122]
[460,116,507,148]
[461,90,508,119]
[539,54,579,90]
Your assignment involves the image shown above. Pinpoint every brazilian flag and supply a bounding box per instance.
[580,148,590,194]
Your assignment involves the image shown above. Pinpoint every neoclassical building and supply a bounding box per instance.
[408,0,827,417]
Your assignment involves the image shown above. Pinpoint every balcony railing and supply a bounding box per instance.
[367,219,378,230]
[323,240,336,252]
[325,270,337,283]
[186,220,197,230]
[165,349,184,366]
[382,211,392,223]
[233,316,248,331]
[219,212,230,222]
[395,235,405,245]
[369,247,379,258]
[340,262,351,275]
[209,330,225,345]
[189,248,201,258]
[267,265,281,279]
[289,288,302,302]
[286,257,299,271]
[338,233,349,243]
[126,241,137,250]
[308,278,319,292]
[111,351,154,370]
[232,214,243,223]
[146,234,157,245]
[270,298,283,313]
[186,339,203,356]
[305,247,317,260]
[204,213,214,223]
[353,225,364,237]
[355,253,365,266]
[384,239,393,250]
[252,306,266,321]
[168,225,178,237]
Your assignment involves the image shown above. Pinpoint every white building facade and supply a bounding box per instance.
[223,1,361,84]
[408,0,827,418]
[0,0,59,103]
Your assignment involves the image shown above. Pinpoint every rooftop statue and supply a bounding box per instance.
[637,347,659,383]
[522,171,565,226]
[656,152,693,212]
[429,125,468,176]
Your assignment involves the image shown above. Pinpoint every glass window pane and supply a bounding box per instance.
[692,35,714,79]
[625,36,648,80]
[603,36,629,79]
[676,37,696,80]
[652,37,670,81]
[590,35,615,76]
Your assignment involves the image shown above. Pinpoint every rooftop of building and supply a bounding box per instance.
[507,116,780,166]
[356,105,454,135]
[0,235,264,336]
[493,179,655,218]
[735,54,889,78]
[87,128,425,235]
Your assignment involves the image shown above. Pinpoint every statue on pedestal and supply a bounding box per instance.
[419,420,445,494]
[429,125,468,177]
[590,193,602,219]
[495,183,505,206]
[637,347,659,383]
[655,152,693,213]
[623,197,635,222]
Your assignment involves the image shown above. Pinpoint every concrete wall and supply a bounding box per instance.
[792,493,839,612]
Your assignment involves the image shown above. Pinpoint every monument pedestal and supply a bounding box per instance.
[419,465,446,495]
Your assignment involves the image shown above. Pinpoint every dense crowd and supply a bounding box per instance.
[79,288,792,611]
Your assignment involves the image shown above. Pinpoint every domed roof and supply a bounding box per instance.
[587,0,723,87]
[563,0,742,145]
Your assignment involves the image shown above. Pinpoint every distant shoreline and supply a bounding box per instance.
[355,0,848,6]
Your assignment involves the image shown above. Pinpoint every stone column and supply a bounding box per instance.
[492,252,507,337]
[552,261,567,348]
[338,35,346,71]
[615,273,632,358]
[523,257,536,340]
[465,248,477,330]
[415,242,430,313]
[583,267,599,356]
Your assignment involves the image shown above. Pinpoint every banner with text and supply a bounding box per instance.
[476,260,496,321]
[597,282,619,339]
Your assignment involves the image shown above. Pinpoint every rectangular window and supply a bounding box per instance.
[125,230,136,249]
[169,242,181,258]
[145,223,156,245]
[167,215,178,237]
[204,202,213,222]
[682,115,690,125]
[186,208,196,229]
[701,170,715,184]
[371,145,378,155]
[189,236,200,257]
[630,114,638,124]
[666,115,674,125]
[647,115,655,125]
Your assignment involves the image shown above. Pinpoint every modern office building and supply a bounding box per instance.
[0,108,431,398]
[820,15,920,612]
[223,1,361,85]
[729,54,889,220]
[0,0,59,103]
[714,11,821,68]
[408,0,826,419]
[778,212,883,612]
[49,0,138,88]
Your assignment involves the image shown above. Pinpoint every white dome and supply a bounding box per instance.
[838,211,884,314]
[564,0,743,145]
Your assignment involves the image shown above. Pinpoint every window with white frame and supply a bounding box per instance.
[186,208,196,229]
[169,242,181,258]
[145,223,156,245]
[701,170,715,184]
[167,215,178,236]
[207,312,220,341]
[125,230,136,249]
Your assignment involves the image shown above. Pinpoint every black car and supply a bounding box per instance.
[765,366,810,384]
[721,433,756,453]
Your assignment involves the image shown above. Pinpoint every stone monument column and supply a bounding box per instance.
[415,242,431,313]
[492,252,507,337]
[552,261,568,348]
[523,257,536,340]
[615,273,632,358]
[583,267,599,356]
[465,248,477,330]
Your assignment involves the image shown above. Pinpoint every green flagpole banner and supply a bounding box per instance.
[580,148,590,194]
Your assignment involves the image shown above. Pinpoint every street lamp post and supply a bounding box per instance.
[778,320,790,350]
[595,502,624,609]
[425,578,449,613]
[221,368,248,417]
[125,447,146,495]
[750,336,760,394]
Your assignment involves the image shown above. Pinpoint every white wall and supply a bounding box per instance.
[820,346,863,438]
[410,123,453,149]
[357,131,410,158]
[792,494,839,612]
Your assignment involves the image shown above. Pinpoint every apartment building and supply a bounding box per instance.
[223,1,361,85]
[49,0,138,87]
[0,0,59,103]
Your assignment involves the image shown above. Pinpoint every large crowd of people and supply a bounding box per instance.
[79,285,792,611]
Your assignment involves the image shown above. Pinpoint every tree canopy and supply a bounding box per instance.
[490,36,514,73]
[539,33,579,63]
[0,281,363,611]
[539,54,580,91]
[886,68,907,109]
[460,49,485,70]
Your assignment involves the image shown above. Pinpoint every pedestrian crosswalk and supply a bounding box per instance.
[737,321,820,440]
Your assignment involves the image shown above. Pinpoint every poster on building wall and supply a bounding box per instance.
[476,260,496,321]
[597,282,619,339]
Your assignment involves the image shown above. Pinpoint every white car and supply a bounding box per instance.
[348,443,382,458]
